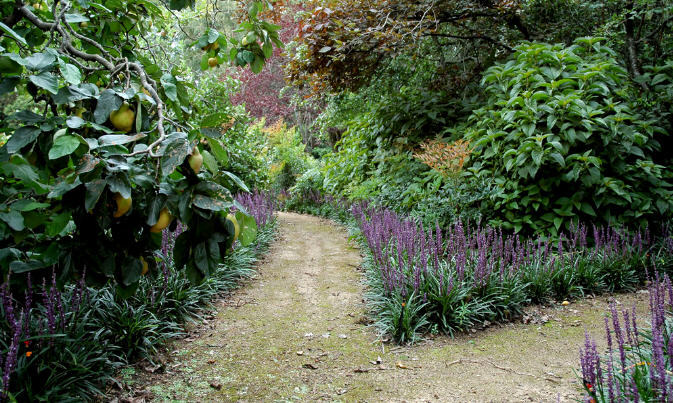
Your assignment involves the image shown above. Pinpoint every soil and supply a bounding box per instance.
[127,212,652,402]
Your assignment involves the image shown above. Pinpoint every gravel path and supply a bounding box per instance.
[137,212,650,402]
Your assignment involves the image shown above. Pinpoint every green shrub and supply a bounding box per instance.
[464,37,673,234]
[264,119,316,191]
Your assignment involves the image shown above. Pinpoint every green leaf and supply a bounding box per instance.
[192,194,232,212]
[161,73,178,102]
[11,200,49,211]
[120,255,143,286]
[0,22,27,46]
[201,149,218,174]
[9,260,47,273]
[64,13,90,23]
[49,135,81,159]
[6,126,41,153]
[580,202,596,216]
[207,138,228,166]
[193,242,210,276]
[29,72,59,94]
[222,170,249,193]
[5,156,49,194]
[84,179,106,211]
[45,212,71,236]
[161,136,190,176]
[107,173,132,199]
[94,89,122,124]
[201,112,229,128]
[248,1,259,18]
[250,55,264,73]
[200,53,209,71]
[66,116,86,129]
[0,210,24,231]
[60,63,81,85]
[549,152,565,167]
[235,211,257,246]
[98,133,145,146]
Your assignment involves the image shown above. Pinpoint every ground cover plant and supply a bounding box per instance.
[352,202,673,343]
[578,274,673,401]
[0,191,277,400]
[283,192,673,345]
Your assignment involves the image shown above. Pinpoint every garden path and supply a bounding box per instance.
[136,212,650,402]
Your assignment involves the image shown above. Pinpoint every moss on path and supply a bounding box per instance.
[139,212,651,402]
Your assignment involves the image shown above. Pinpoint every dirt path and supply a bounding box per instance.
[139,212,651,402]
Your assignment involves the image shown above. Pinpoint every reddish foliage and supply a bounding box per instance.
[228,4,300,124]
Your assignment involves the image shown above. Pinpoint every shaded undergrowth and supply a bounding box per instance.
[0,194,277,401]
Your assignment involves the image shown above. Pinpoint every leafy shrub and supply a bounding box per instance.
[464,37,673,234]
[263,119,316,191]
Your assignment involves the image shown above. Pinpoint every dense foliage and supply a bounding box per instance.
[0,0,281,295]
[285,0,673,234]
[0,192,277,400]
[464,38,672,234]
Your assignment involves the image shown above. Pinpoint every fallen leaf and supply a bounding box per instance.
[338,334,348,339]
[296,351,304,356]
[302,363,318,370]
[396,361,409,369]
[209,382,222,390]
[353,368,369,373]
[207,360,216,365]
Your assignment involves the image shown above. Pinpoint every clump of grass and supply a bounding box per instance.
[351,202,673,342]
[578,274,673,401]
[285,193,673,343]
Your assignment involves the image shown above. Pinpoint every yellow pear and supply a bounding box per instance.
[140,257,149,275]
[112,192,132,218]
[150,208,172,233]
[188,147,203,174]
[226,213,240,242]
[109,103,135,133]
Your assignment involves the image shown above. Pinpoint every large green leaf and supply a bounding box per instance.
[161,136,190,176]
[235,211,257,246]
[192,194,232,212]
[161,73,178,102]
[49,135,81,159]
[222,170,249,193]
[98,133,145,146]
[84,179,106,211]
[121,255,143,286]
[29,72,59,94]
[94,89,122,124]
[5,126,41,153]
[0,22,27,45]
[60,63,82,85]
[207,138,228,166]
[0,210,24,231]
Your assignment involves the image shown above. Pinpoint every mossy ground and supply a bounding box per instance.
[128,212,651,402]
